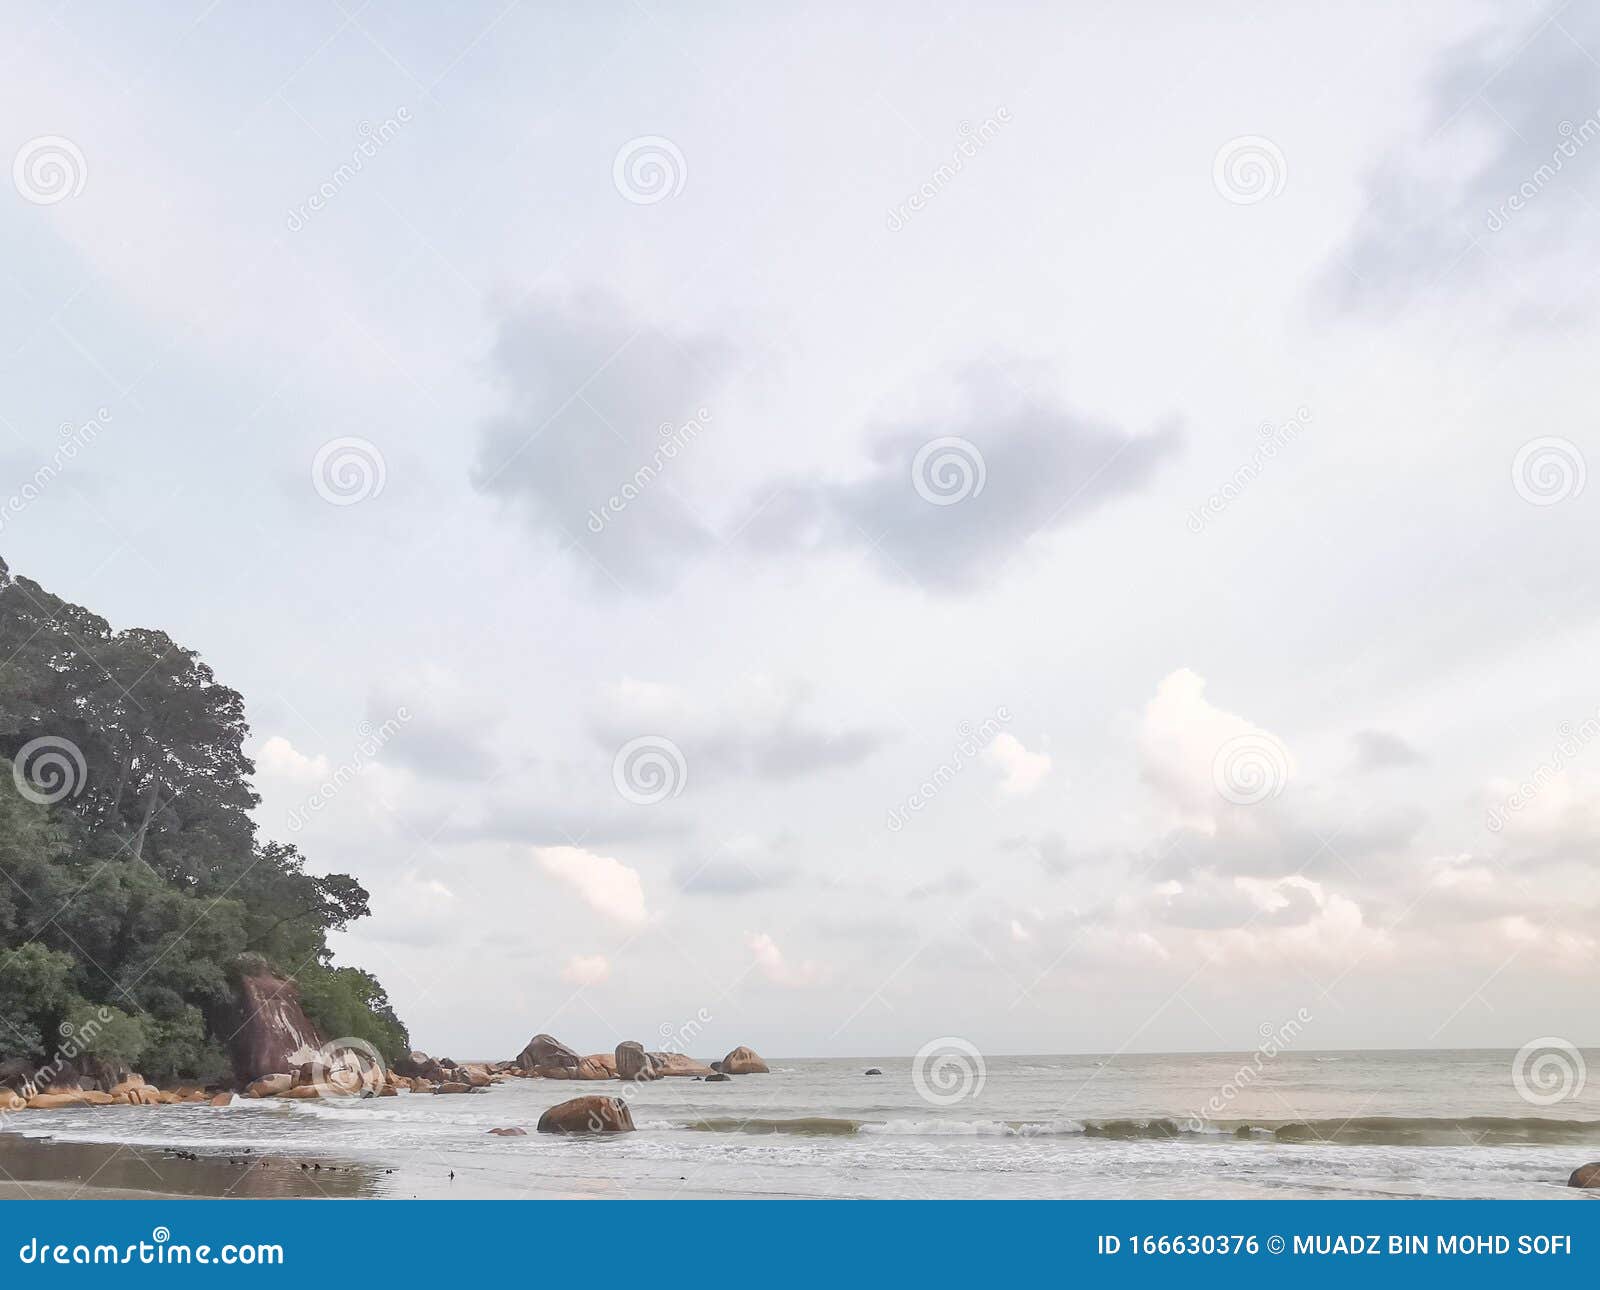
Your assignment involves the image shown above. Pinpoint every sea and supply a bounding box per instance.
[5,1050,1599,1199]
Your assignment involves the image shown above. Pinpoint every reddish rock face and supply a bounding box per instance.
[536,1095,635,1134]
[720,1045,770,1074]
[229,974,324,1084]
[1571,1162,1600,1188]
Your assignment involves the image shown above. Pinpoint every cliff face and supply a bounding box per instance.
[229,972,324,1083]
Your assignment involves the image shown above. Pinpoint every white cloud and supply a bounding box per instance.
[744,931,823,987]
[1139,669,1295,831]
[984,732,1052,797]
[561,953,612,986]
[535,846,650,927]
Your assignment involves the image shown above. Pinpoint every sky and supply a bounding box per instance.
[3,0,1598,1061]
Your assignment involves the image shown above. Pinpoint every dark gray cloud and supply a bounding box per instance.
[1350,728,1424,773]
[742,370,1179,591]
[1327,7,1600,316]
[472,292,731,592]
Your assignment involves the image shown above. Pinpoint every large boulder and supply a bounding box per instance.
[228,972,324,1083]
[516,1033,581,1077]
[576,1054,617,1080]
[536,1095,635,1135]
[616,1041,659,1082]
[244,1074,293,1099]
[1570,1162,1600,1188]
[720,1045,770,1074]
[649,1052,716,1077]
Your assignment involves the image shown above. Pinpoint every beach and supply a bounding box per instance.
[4,1050,1598,1201]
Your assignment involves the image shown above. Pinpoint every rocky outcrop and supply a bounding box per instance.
[228,972,324,1084]
[517,1033,582,1077]
[576,1054,617,1080]
[649,1051,715,1077]
[1570,1162,1600,1188]
[434,1082,472,1095]
[244,1074,293,1099]
[210,1092,233,1107]
[616,1041,659,1081]
[720,1045,769,1074]
[488,1126,527,1136]
[536,1095,635,1134]
[704,1072,731,1082]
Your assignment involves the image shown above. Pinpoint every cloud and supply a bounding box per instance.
[535,845,650,927]
[560,954,611,986]
[473,292,731,592]
[1139,668,1296,831]
[1350,729,1424,773]
[1326,6,1600,318]
[984,732,1052,797]
[741,368,1179,591]
[674,858,794,895]
[594,675,886,783]
[744,931,823,987]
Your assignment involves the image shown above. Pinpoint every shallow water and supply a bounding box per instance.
[6,1051,1599,1199]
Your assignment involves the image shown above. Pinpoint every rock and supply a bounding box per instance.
[109,1076,146,1095]
[536,1095,635,1135]
[434,1082,472,1095]
[393,1051,438,1079]
[864,1068,883,1076]
[210,1092,234,1107]
[488,1127,528,1136]
[616,1041,659,1082]
[25,1091,94,1109]
[378,1085,398,1097]
[516,1033,581,1077]
[126,1086,164,1105]
[720,1046,769,1075]
[578,1054,618,1080]
[463,1068,492,1088]
[704,1072,731,1082]
[180,1091,209,1103]
[1570,1162,1600,1188]
[648,1052,716,1077]
[280,1085,325,1099]
[244,1074,294,1099]
[1,1089,29,1112]
[228,972,324,1083]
